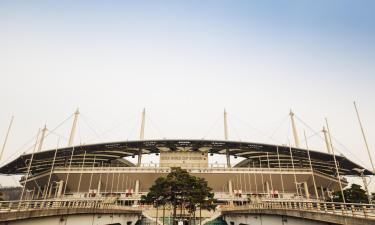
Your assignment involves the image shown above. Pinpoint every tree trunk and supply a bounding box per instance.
[180,202,183,219]
[173,202,177,225]
[156,206,159,225]
[162,205,165,225]
[199,207,202,225]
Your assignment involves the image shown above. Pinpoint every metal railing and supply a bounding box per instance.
[53,166,312,174]
[2,198,374,222]
[222,200,375,219]
[0,199,141,213]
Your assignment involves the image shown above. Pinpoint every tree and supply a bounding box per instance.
[141,167,215,225]
[141,177,169,225]
[331,183,369,203]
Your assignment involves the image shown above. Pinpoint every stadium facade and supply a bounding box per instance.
[0,109,372,206]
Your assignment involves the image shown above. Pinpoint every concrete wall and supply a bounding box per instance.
[0,213,139,225]
[223,214,330,225]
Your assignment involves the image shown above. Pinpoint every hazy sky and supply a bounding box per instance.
[0,1,375,188]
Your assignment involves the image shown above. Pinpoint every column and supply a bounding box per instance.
[56,180,63,198]
[97,180,101,194]
[266,181,270,197]
[228,180,234,206]
[304,182,310,199]
[135,180,140,196]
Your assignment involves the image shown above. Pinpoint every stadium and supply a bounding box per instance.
[0,110,372,206]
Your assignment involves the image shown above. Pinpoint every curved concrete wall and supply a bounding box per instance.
[223,214,331,225]
[0,213,139,225]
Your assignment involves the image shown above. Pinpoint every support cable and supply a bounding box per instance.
[201,114,221,139]
[295,114,368,168]
[1,113,74,166]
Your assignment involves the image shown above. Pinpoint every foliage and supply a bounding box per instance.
[141,167,215,220]
[331,183,369,203]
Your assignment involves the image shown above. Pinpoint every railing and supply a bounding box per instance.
[53,166,312,174]
[0,199,141,213]
[2,198,374,222]
[222,200,375,220]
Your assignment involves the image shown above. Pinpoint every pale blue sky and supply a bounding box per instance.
[0,1,374,187]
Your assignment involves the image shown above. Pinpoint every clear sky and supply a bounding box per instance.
[0,1,375,188]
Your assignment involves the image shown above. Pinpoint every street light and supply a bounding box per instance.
[353,168,372,204]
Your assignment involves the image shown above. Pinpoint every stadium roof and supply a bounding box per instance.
[0,139,372,176]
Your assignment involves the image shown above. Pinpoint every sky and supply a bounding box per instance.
[0,0,375,189]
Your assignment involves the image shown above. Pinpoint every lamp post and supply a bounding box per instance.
[353,168,372,204]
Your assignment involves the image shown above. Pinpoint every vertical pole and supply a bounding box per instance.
[105,166,109,195]
[289,110,300,148]
[322,126,332,154]
[304,131,319,200]
[97,162,103,195]
[88,156,96,193]
[63,146,75,196]
[135,180,140,195]
[288,141,299,196]
[111,171,115,194]
[45,139,59,200]
[243,172,247,196]
[239,174,243,204]
[228,180,233,196]
[248,163,252,194]
[37,125,47,152]
[266,152,274,196]
[303,182,310,199]
[0,116,14,162]
[253,162,258,195]
[320,187,325,200]
[116,172,120,194]
[125,176,128,191]
[77,150,87,193]
[121,173,125,193]
[68,109,79,147]
[140,108,146,140]
[138,108,146,166]
[235,175,239,199]
[276,146,285,195]
[259,157,265,195]
[20,129,41,201]
[224,109,231,167]
[325,118,346,203]
[353,101,375,173]
[31,187,35,200]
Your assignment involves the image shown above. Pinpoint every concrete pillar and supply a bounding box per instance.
[97,180,101,194]
[42,185,47,199]
[36,189,40,199]
[228,180,234,206]
[320,187,325,200]
[266,181,270,197]
[135,180,140,195]
[48,183,53,198]
[304,182,310,199]
[56,180,63,198]
[228,180,233,196]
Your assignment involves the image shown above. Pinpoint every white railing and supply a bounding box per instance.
[222,200,375,219]
[0,199,141,212]
[54,166,312,174]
